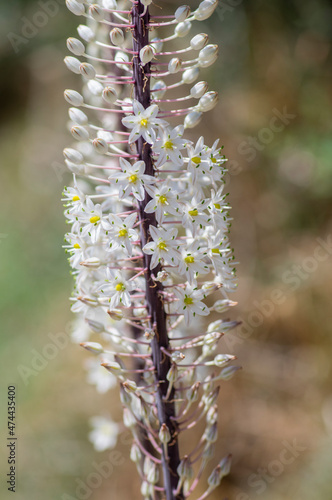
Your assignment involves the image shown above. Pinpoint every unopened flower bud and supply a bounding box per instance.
[77,24,95,43]
[146,460,159,484]
[67,37,85,56]
[69,107,88,125]
[71,125,89,141]
[159,423,171,444]
[194,0,218,21]
[208,454,232,487]
[184,110,202,129]
[152,80,166,99]
[141,481,154,497]
[203,421,218,443]
[140,45,155,65]
[64,56,81,74]
[102,86,118,104]
[198,91,219,112]
[190,33,209,50]
[199,44,219,67]
[177,455,194,480]
[187,382,200,402]
[204,386,220,408]
[110,28,124,46]
[166,364,178,383]
[102,361,122,373]
[168,58,182,74]
[107,309,123,321]
[122,379,137,394]
[206,404,218,425]
[182,67,200,84]
[86,79,103,96]
[123,408,136,428]
[64,89,83,107]
[120,383,132,405]
[80,342,104,354]
[175,5,191,22]
[213,299,238,313]
[66,0,85,16]
[190,81,208,98]
[219,365,240,381]
[214,354,236,367]
[89,4,104,21]
[80,257,101,268]
[130,443,142,463]
[93,138,108,154]
[80,62,96,79]
[175,20,191,38]
[150,37,163,53]
[63,148,83,164]
[85,318,104,333]
[155,270,169,282]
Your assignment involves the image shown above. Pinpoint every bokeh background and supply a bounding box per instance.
[1,0,332,499]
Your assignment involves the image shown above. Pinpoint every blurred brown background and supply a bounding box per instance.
[1,1,332,499]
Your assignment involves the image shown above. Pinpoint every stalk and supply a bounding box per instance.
[132,2,182,499]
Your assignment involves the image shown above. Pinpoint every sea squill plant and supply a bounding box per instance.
[62,0,239,498]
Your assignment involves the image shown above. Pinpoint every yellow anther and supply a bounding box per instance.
[214,203,221,209]
[72,195,80,201]
[118,229,128,238]
[191,156,201,164]
[188,209,198,217]
[184,256,195,264]
[159,195,167,204]
[164,140,174,150]
[115,283,125,292]
[211,157,217,163]
[157,241,167,250]
[211,248,220,254]
[184,297,193,305]
[90,216,100,224]
[128,174,138,183]
[140,118,148,127]
[73,243,80,249]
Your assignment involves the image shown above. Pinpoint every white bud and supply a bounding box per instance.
[194,0,218,21]
[175,20,191,38]
[212,299,237,313]
[214,354,236,367]
[69,107,88,125]
[159,423,171,444]
[168,58,182,74]
[85,318,104,333]
[140,45,155,65]
[77,25,95,43]
[122,379,137,394]
[102,87,118,105]
[107,309,123,321]
[219,365,240,381]
[184,110,202,129]
[80,63,96,80]
[190,81,208,98]
[152,80,166,99]
[207,319,223,333]
[199,44,219,67]
[89,4,104,21]
[80,257,101,268]
[141,481,154,498]
[208,455,232,487]
[86,79,103,96]
[177,456,194,480]
[97,130,113,142]
[130,443,142,463]
[65,159,84,174]
[171,351,185,362]
[103,0,117,8]
[102,361,122,372]
[110,28,124,46]
[175,5,191,22]
[206,405,218,425]
[71,126,89,141]
[80,342,104,354]
[64,56,81,74]
[150,37,163,53]
[190,33,209,50]
[166,364,178,383]
[147,462,159,485]
[198,91,218,111]
[115,51,129,70]
[203,422,218,443]
[66,0,85,16]
[155,270,169,282]
[186,382,200,402]
[64,89,83,107]
[182,67,199,84]
[93,138,108,154]
[67,37,85,56]
[63,148,83,164]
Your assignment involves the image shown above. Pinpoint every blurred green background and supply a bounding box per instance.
[1,0,332,499]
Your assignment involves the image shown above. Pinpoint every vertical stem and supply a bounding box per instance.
[131,3,183,499]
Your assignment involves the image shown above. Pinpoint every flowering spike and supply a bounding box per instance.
[62,1,239,498]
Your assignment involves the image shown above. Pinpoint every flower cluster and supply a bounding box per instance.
[63,1,238,498]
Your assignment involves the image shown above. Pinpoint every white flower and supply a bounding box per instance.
[174,285,209,325]
[64,232,88,268]
[177,241,209,285]
[104,213,138,256]
[144,184,182,224]
[207,187,231,230]
[85,357,117,393]
[62,184,86,212]
[109,158,155,201]
[99,269,134,308]
[142,226,180,269]
[79,198,104,243]
[153,125,187,167]
[122,100,166,144]
[182,198,210,234]
[89,416,119,451]
[186,136,209,182]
